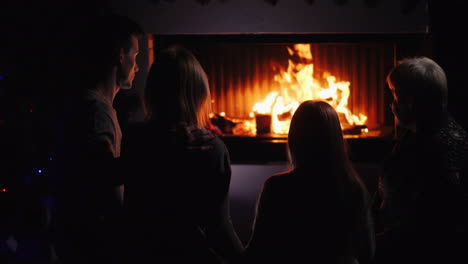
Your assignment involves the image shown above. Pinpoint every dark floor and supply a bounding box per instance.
[0,162,382,262]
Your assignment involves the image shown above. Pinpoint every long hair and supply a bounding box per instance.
[287,100,366,194]
[386,56,448,131]
[144,45,212,129]
[287,100,372,261]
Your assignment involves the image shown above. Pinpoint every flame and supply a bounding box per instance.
[252,43,367,134]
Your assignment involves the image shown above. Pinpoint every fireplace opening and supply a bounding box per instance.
[151,33,432,162]
[152,34,404,137]
[203,42,392,138]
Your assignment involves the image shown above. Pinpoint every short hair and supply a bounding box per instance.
[78,14,144,87]
[386,56,448,129]
[144,45,212,129]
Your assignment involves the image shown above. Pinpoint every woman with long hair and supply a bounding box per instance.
[121,45,244,263]
[246,100,375,264]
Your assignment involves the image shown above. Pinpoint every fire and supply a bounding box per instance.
[252,43,367,134]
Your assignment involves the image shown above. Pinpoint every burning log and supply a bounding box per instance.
[343,125,368,135]
[210,114,237,134]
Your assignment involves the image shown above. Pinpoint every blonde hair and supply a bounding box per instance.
[145,45,212,129]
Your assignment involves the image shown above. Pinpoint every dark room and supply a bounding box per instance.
[1,0,468,263]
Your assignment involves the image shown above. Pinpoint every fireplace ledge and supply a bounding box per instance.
[221,127,394,164]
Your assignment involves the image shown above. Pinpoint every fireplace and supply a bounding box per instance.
[109,1,433,242]
[111,0,432,162]
[150,33,431,162]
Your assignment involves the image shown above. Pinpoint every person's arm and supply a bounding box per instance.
[87,108,125,207]
[244,178,278,262]
[356,207,376,264]
[204,151,245,264]
[86,140,124,207]
[205,195,245,264]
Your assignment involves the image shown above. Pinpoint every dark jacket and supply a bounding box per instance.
[121,122,244,263]
[376,115,468,263]
[246,170,374,264]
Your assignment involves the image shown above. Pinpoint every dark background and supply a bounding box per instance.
[1,0,468,250]
[2,0,467,148]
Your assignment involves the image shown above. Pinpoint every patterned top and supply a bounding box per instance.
[379,115,468,232]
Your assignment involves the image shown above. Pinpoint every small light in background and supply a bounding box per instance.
[1,188,7,192]
[38,169,42,174]
[49,157,53,161]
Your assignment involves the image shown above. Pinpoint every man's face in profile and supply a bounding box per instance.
[118,35,140,90]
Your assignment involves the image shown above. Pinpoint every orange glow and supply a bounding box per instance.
[248,43,367,134]
[147,34,155,72]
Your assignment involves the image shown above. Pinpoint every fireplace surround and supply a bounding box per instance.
[110,0,431,162]
[107,0,435,243]
[150,32,431,162]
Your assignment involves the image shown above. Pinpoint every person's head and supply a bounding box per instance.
[288,100,349,172]
[79,14,143,90]
[386,56,448,132]
[144,45,212,129]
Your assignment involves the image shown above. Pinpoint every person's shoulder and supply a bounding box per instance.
[445,116,468,142]
[85,90,110,108]
[434,116,468,162]
[446,117,468,168]
[259,171,299,204]
[187,127,228,152]
[264,171,292,187]
[85,93,115,124]
[209,134,229,151]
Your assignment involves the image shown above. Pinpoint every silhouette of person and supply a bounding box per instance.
[246,100,375,264]
[373,56,468,264]
[52,13,143,264]
[120,45,244,263]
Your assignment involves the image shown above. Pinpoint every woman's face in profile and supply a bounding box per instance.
[390,89,414,131]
